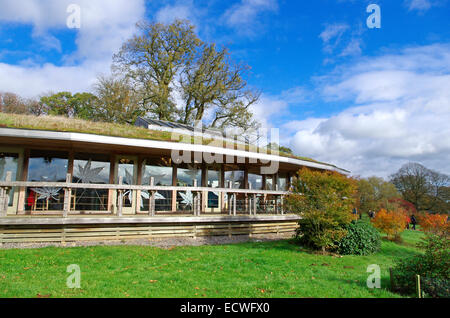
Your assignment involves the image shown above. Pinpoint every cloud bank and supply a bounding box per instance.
[285,44,450,177]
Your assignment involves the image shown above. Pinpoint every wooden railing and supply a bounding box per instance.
[0,173,289,217]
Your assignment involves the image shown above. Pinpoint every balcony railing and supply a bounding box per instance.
[0,172,290,217]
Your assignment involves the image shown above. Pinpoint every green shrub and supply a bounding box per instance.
[337,220,381,255]
[421,277,450,298]
[392,234,450,297]
[286,168,357,252]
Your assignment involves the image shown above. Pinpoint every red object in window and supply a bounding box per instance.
[27,190,35,207]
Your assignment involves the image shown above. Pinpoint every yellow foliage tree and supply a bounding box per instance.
[371,208,408,240]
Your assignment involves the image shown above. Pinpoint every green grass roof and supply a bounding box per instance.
[0,112,344,170]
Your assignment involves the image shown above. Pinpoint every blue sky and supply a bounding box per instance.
[0,0,449,177]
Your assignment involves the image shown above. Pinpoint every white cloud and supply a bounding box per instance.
[406,0,433,11]
[250,94,288,130]
[0,0,145,96]
[319,23,349,54]
[223,0,278,36]
[155,1,197,24]
[287,44,450,177]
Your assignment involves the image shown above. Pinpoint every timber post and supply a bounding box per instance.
[193,179,199,216]
[228,181,232,216]
[63,173,71,218]
[416,275,422,298]
[275,184,279,214]
[149,177,155,216]
[117,176,123,217]
[0,171,12,217]
[248,183,252,215]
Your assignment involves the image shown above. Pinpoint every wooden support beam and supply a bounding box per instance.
[228,180,232,216]
[280,196,284,215]
[149,177,155,216]
[233,193,236,216]
[172,165,177,212]
[253,194,257,215]
[0,188,5,217]
[117,176,123,217]
[248,183,252,215]
[63,173,71,218]
[193,179,200,216]
[0,172,12,216]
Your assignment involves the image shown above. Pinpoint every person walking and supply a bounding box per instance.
[411,214,417,230]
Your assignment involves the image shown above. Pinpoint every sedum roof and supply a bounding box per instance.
[0,112,349,173]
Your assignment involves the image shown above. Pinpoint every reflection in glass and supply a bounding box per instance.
[26,150,68,211]
[277,173,287,191]
[248,173,263,190]
[265,175,273,190]
[207,168,221,209]
[225,170,244,189]
[117,158,135,208]
[141,158,172,211]
[73,153,110,211]
[177,164,201,187]
[0,153,18,207]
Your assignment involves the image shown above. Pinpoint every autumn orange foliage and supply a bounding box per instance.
[418,213,449,236]
[371,208,408,240]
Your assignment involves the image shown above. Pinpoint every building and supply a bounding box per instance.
[0,114,348,244]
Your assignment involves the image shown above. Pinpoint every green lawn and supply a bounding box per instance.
[0,230,424,298]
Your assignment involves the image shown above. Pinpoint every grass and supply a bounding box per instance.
[0,229,425,298]
[0,112,343,169]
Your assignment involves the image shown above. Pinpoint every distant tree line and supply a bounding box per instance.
[357,162,449,215]
[0,19,260,131]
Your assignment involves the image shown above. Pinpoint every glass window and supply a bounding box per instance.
[225,170,244,189]
[177,164,201,187]
[117,158,135,207]
[265,175,274,190]
[27,150,68,182]
[0,152,18,206]
[72,153,110,211]
[207,169,221,188]
[207,168,221,209]
[141,157,172,212]
[26,150,68,211]
[248,173,263,190]
[277,173,287,191]
[142,158,172,186]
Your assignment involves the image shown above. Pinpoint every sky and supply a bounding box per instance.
[0,0,449,178]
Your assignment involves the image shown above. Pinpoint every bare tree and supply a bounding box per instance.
[390,162,450,212]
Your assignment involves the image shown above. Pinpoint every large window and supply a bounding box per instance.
[176,164,201,187]
[207,167,221,209]
[265,175,274,190]
[0,152,18,207]
[141,157,172,212]
[117,158,135,208]
[176,164,201,212]
[72,153,110,211]
[26,150,68,211]
[277,173,287,191]
[224,170,244,189]
[248,173,263,190]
